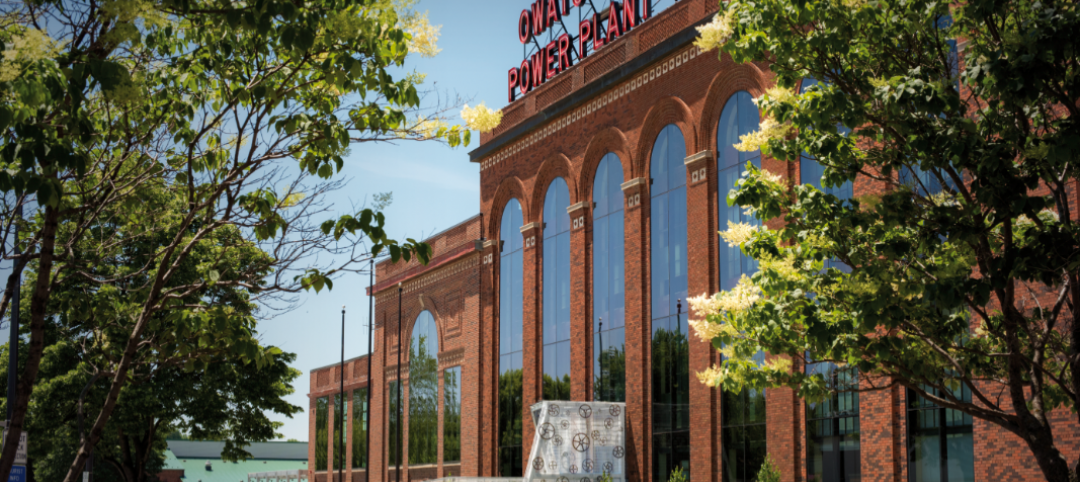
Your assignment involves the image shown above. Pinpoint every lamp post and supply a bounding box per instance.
[597,318,603,401]
[339,305,345,482]
[365,259,373,477]
[7,202,21,422]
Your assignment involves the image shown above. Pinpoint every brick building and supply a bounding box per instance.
[308,1,1080,482]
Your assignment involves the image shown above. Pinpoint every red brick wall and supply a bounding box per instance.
[307,1,1080,481]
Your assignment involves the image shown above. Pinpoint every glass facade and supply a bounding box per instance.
[334,393,347,470]
[409,311,439,465]
[499,198,524,477]
[806,362,860,482]
[722,352,767,482]
[315,396,328,471]
[542,178,572,401]
[444,366,462,463]
[650,124,690,482]
[352,388,368,469]
[593,153,626,402]
[388,380,401,470]
[717,91,763,291]
[799,78,853,273]
[907,386,974,482]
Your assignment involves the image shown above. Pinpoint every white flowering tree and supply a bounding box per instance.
[693,0,1079,481]
[0,0,469,480]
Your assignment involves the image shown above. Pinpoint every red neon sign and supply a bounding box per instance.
[508,0,652,103]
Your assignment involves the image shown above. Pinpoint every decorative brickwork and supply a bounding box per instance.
[309,1,1080,481]
[638,2,689,52]
[585,43,628,83]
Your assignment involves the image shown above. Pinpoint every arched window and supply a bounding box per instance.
[542,178,572,401]
[408,311,439,465]
[717,92,768,482]
[499,198,524,477]
[649,124,690,481]
[593,153,625,402]
[717,91,763,292]
[799,78,853,274]
[800,78,854,201]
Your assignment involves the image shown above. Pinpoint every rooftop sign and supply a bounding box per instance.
[508,0,653,103]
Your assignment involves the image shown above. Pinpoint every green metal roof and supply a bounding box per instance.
[163,449,308,482]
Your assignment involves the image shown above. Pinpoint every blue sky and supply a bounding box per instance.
[256,0,528,441]
[0,0,681,443]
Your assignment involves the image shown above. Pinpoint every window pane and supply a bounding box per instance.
[650,124,690,482]
[718,91,763,292]
[444,367,462,463]
[388,380,401,468]
[806,362,861,482]
[543,177,572,400]
[315,396,329,471]
[499,198,524,477]
[409,311,439,465]
[907,387,973,482]
[334,394,346,470]
[594,154,626,402]
[352,388,368,469]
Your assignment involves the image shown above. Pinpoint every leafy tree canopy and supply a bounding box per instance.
[692,0,1079,481]
[0,0,465,478]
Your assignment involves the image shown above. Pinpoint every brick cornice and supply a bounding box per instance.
[620,177,648,194]
[684,150,713,169]
[519,222,542,234]
[566,201,588,217]
[621,177,648,211]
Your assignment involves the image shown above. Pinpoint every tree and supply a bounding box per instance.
[0,341,302,482]
[0,0,466,478]
[691,1,1079,481]
[1,179,300,482]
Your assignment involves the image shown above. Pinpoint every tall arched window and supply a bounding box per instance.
[717,92,768,482]
[593,153,625,402]
[408,311,439,465]
[649,124,690,482]
[718,91,763,292]
[542,177,572,401]
[499,198,524,477]
[799,78,853,275]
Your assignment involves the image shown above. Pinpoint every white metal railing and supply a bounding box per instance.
[247,470,309,482]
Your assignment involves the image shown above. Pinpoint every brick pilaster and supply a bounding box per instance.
[567,202,592,402]
[520,221,543,467]
[622,177,650,482]
[685,150,720,482]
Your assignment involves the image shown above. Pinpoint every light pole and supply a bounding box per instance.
[7,202,21,422]
[365,259,373,477]
[598,318,603,401]
[339,305,345,482]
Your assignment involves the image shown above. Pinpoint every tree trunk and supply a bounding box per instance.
[0,205,60,480]
[1019,419,1075,482]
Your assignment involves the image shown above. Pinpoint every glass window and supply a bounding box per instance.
[806,362,860,482]
[315,396,329,471]
[717,91,763,291]
[907,386,974,482]
[543,178,572,401]
[409,311,439,465]
[593,153,626,402]
[650,124,690,482]
[352,388,368,469]
[800,78,853,273]
[722,352,767,482]
[334,393,347,470]
[499,198,524,477]
[799,78,854,201]
[389,380,401,469]
[444,366,462,463]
